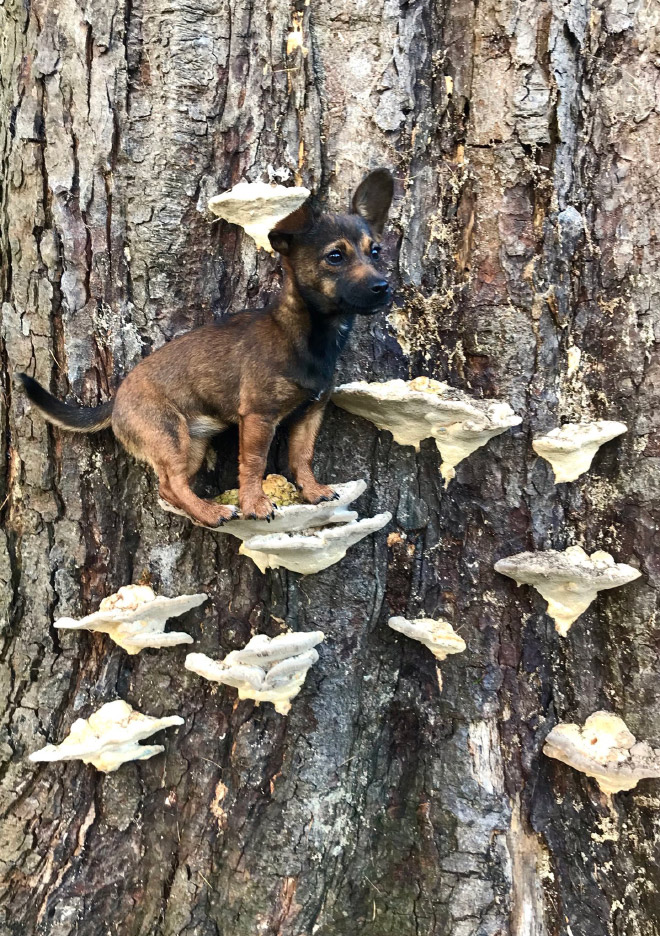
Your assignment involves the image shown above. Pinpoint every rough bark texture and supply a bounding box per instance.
[1,0,659,934]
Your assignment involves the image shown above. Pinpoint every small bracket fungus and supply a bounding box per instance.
[494,546,641,636]
[332,377,521,485]
[388,616,466,661]
[239,512,392,575]
[532,420,627,483]
[543,711,660,795]
[159,478,365,538]
[388,616,465,689]
[207,181,310,251]
[54,584,207,654]
[29,700,184,772]
[185,631,324,715]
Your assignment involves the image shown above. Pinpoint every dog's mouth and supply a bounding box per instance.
[340,293,393,315]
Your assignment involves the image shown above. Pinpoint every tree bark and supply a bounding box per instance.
[1,0,659,934]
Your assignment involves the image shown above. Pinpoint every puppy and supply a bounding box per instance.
[18,169,394,525]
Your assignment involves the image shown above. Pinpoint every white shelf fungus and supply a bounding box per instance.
[239,512,392,575]
[54,584,206,654]
[388,616,466,690]
[332,377,521,485]
[185,631,324,715]
[29,700,184,773]
[207,181,310,251]
[494,546,641,636]
[544,711,660,795]
[532,420,627,483]
[160,479,366,538]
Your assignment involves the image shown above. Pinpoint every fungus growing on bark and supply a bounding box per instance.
[159,478,366,539]
[54,584,206,654]
[332,377,521,484]
[207,181,310,251]
[532,420,628,483]
[387,616,466,689]
[29,700,184,772]
[494,546,641,636]
[239,512,392,575]
[185,631,324,715]
[387,616,467,661]
[543,711,660,795]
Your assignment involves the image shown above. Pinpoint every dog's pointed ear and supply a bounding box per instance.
[268,203,315,255]
[351,168,394,237]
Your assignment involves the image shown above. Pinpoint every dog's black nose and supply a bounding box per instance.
[370,280,389,295]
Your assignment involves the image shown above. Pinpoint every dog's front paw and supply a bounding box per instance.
[299,482,338,505]
[207,503,239,527]
[240,495,277,521]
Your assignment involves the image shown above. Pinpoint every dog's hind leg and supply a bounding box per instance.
[113,394,235,527]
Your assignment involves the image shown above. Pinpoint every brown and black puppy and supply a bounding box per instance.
[18,168,394,525]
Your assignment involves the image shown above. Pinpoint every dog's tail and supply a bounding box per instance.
[17,373,114,433]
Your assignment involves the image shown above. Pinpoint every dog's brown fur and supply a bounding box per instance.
[18,169,394,525]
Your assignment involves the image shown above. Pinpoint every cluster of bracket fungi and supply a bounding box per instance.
[30,183,655,795]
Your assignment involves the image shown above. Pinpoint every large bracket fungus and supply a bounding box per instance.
[388,616,466,689]
[29,700,184,773]
[160,478,390,575]
[494,546,641,636]
[185,631,324,715]
[239,512,392,575]
[332,377,521,485]
[160,478,366,538]
[207,181,310,251]
[54,584,206,654]
[543,711,660,795]
[532,420,628,483]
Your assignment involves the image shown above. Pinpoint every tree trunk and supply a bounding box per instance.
[1,0,659,933]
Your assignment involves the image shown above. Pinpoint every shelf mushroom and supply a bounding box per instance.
[332,377,521,485]
[207,181,310,251]
[185,631,325,715]
[543,711,660,795]
[494,546,641,636]
[532,420,627,483]
[54,584,206,654]
[388,616,466,689]
[239,512,392,574]
[29,700,184,773]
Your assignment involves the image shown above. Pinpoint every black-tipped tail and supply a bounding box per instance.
[17,373,114,433]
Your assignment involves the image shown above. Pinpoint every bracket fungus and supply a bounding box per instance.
[185,631,324,715]
[159,477,387,574]
[54,584,206,654]
[543,711,660,795]
[388,616,466,689]
[207,181,310,251]
[532,420,627,483]
[239,512,392,575]
[332,377,521,485]
[29,700,184,772]
[159,478,365,538]
[494,546,641,636]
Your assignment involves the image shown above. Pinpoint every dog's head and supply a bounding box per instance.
[269,169,394,316]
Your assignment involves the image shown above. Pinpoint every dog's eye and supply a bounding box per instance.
[326,250,343,265]
[370,244,381,259]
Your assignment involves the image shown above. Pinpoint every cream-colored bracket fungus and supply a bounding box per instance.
[207,181,311,251]
[54,584,207,654]
[239,513,392,575]
[495,546,641,636]
[29,700,184,773]
[532,420,627,483]
[388,616,466,689]
[160,478,367,538]
[185,631,325,715]
[543,712,660,795]
[332,377,521,485]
